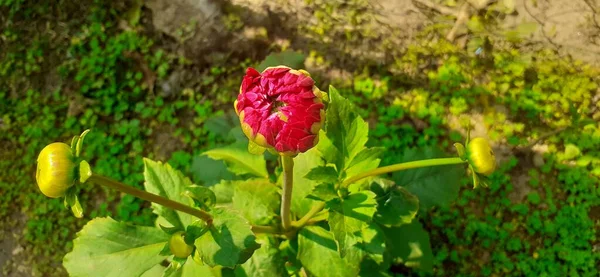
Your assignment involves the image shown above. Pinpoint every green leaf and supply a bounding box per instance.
[257,51,306,72]
[291,147,323,217]
[392,148,463,211]
[298,226,363,277]
[345,147,384,183]
[184,220,209,245]
[64,217,169,277]
[194,208,260,268]
[320,87,369,171]
[305,166,339,183]
[235,236,287,277]
[144,158,194,229]
[162,257,218,277]
[232,179,280,225]
[210,180,235,204]
[382,221,434,272]
[202,142,268,178]
[329,191,377,257]
[191,156,236,186]
[374,186,419,227]
[184,185,217,210]
[307,183,338,202]
[356,223,386,265]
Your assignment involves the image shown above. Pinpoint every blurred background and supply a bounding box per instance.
[0,0,599,276]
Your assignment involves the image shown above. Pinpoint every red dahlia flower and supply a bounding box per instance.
[235,66,326,156]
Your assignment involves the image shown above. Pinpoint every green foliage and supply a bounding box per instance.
[63,217,169,277]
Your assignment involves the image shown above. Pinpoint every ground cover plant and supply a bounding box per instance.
[1,0,599,276]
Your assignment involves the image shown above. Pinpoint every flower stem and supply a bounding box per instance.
[88,174,213,223]
[342,157,466,187]
[280,155,295,231]
[293,157,467,229]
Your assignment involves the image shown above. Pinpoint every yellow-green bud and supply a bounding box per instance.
[169,232,194,258]
[467,137,496,176]
[36,143,77,198]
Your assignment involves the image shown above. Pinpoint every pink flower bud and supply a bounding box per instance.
[235,66,325,155]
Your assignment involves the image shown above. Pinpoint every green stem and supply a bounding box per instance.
[292,202,325,228]
[342,157,466,187]
[294,157,467,229]
[89,174,213,222]
[280,155,295,231]
[88,174,278,234]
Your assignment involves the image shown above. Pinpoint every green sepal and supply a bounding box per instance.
[248,140,266,155]
[183,185,216,211]
[76,129,91,157]
[159,225,181,235]
[159,241,172,256]
[470,164,480,189]
[65,188,83,218]
[79,160,92,183]
[454,142,467,161]
[185,220,209,245]
[70,136,79,155]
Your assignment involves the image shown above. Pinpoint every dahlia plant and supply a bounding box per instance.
[36,66,496,276]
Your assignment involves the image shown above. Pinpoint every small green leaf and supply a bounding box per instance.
[321,87,369,171]
[210,180,235,204]
[374,186,419,227]
[194,208,260,268]
[203,142,268,178]
[307,183,338,202]
[64,218,169,277]
[232,179,280,225]
[329,191,377,257]
[144,158,194,229]
[65,189,83,218]
[305,166,339,183]
[247,140,266,155]
[298,226,363,277]
[257,51,306,72]
[184,185,217,210]
[382,221,434,272]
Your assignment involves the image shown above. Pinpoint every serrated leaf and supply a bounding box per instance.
[162,257,218,277]
[392,148,463,211]
[329,191,377,257]
[345,147,384,183]
[374,186,419,227]
[298,226,363,277]
[232,179,280,225]
[64,217,169,277]
[291,148,323,217]
[305,166,339,183]
[210,180,235,204]
[194,208,260,268]
[307,183,338,202]
[257,51,306,72]
[191,156,236,187]
[235,236,287,277]
[382,221,434,272]
[144,158,194,229]
[185,220,208,245]
[184,186,217,210]
[321,87,369,171]
[202,142,268,178]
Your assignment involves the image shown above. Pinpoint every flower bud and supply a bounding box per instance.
[467,137,496,176]
[235,66,326,156]
[36,143,77,198]
[169,232,194,258]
